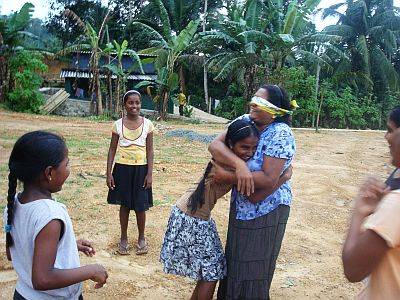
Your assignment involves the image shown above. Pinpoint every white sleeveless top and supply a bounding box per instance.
[3,197,82,300]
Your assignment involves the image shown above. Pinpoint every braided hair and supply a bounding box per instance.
[6,131,66,248]
[187,119,259,213]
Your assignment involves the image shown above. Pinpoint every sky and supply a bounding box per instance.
[1,0,399,31]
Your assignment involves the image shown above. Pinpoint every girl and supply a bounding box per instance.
[342,106,400,299]
[210,84,296,299]
[160,119,292,300]
[4,131,108,300]
[106,90,154,255]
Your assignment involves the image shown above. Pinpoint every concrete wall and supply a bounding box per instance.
[53,98,91,117]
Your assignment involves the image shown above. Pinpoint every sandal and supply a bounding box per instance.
[135,243,148,255]
[114,242,130,255]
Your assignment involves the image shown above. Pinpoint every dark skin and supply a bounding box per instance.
[208,87,288,199]
[106,94,154,253]
[342,120,400,282]
[7,149,108,290]
[190,136,292,300]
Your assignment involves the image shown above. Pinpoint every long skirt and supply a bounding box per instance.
[217,202,290,300]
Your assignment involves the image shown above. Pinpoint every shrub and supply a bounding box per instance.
[6,51,48,113]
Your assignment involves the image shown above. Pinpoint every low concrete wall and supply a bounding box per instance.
[53,98,91,117]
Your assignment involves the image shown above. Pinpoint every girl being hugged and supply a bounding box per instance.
[160,119,292,300]
[4,131,108,300]
[107,90,154,255]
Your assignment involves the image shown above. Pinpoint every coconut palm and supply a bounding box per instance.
[198,0,332,101]
[322,0,400,107]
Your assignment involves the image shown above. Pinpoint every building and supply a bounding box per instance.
[59,51,173,113]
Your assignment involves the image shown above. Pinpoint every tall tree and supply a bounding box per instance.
[323,0,400,114]
[129,0,201,119]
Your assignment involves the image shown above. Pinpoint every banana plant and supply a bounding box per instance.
[103,39,144,114]
[59,8,110,115]
[128,0,200,119]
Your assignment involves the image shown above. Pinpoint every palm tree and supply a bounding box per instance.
[129,0,200,119]
[103,39,144,114]
[322,0,400,113]
[198,0,328,101]
[60,9,111,115]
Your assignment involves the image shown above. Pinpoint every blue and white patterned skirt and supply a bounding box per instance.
[160,206,226,281]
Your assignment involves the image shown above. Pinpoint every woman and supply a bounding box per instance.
[342,106,400,299]
[210,84,296,299]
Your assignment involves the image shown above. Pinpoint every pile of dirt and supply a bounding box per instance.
[165,129,217,144]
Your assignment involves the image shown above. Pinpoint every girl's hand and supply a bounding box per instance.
[235,160,254,196]
[143,173,152,189]
[77,239,96,257]
[354,177,389,216]
[89,264,108,289]
[106,174,115,190]
[281,165,293,181]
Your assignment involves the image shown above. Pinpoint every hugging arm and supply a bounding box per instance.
[208,130,254,196]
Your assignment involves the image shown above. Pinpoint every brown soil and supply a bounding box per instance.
[0,110,392,299]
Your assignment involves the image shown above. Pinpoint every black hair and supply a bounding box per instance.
[123,90,141,105]
[389,106,400,128]
[187,119,259,214]
[6,131,67,248]
[260,84,292,126]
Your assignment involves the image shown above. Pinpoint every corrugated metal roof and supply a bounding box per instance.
[60,70,157,81]
[71,51,156,57]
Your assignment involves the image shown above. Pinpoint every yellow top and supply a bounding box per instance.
[112,117,154,165]
[178,93,187,105]
[359,190,400,300]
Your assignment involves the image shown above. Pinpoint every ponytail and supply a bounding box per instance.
[6,172,17,248]
[187,162,214,214]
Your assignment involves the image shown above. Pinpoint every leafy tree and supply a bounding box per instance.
[130,0,200,119]
[323,0,400,115]
[7,50,48,113]
[0,3,36,102]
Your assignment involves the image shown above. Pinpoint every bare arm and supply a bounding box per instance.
[209,131,254,196]
[342,178,389,282]
[248,165,292,203]
[211,162,292,203]
[144,132,154,189]
[106,132,119,189]
[32,220,107,290]
[247,156,286,203]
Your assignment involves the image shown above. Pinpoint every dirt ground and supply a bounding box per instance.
[0,110,392,299]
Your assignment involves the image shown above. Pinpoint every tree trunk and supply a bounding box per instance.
[316,88,324,133]
[313,62,321,129]
[161,90,169,120]
[244,65,257,110]
[203,0,209,113]
[115,77,121,116]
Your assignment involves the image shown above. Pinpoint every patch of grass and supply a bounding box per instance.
[83,181,93,188]
[0,164,8,172]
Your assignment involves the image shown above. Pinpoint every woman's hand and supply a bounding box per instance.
[354,177,389,216]
[77,239,96,257]
[89,264,108,289]
[235,160,254,196]
[106,174,115,190]
[143,173,153,189]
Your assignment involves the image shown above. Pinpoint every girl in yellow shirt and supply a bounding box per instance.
[106,90,154,255]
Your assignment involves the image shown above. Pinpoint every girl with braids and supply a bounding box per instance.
[160,119,293,300]
[4,131,108,300]
[106,90,154,255]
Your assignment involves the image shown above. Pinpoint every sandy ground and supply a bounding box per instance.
[0,110,393,299]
